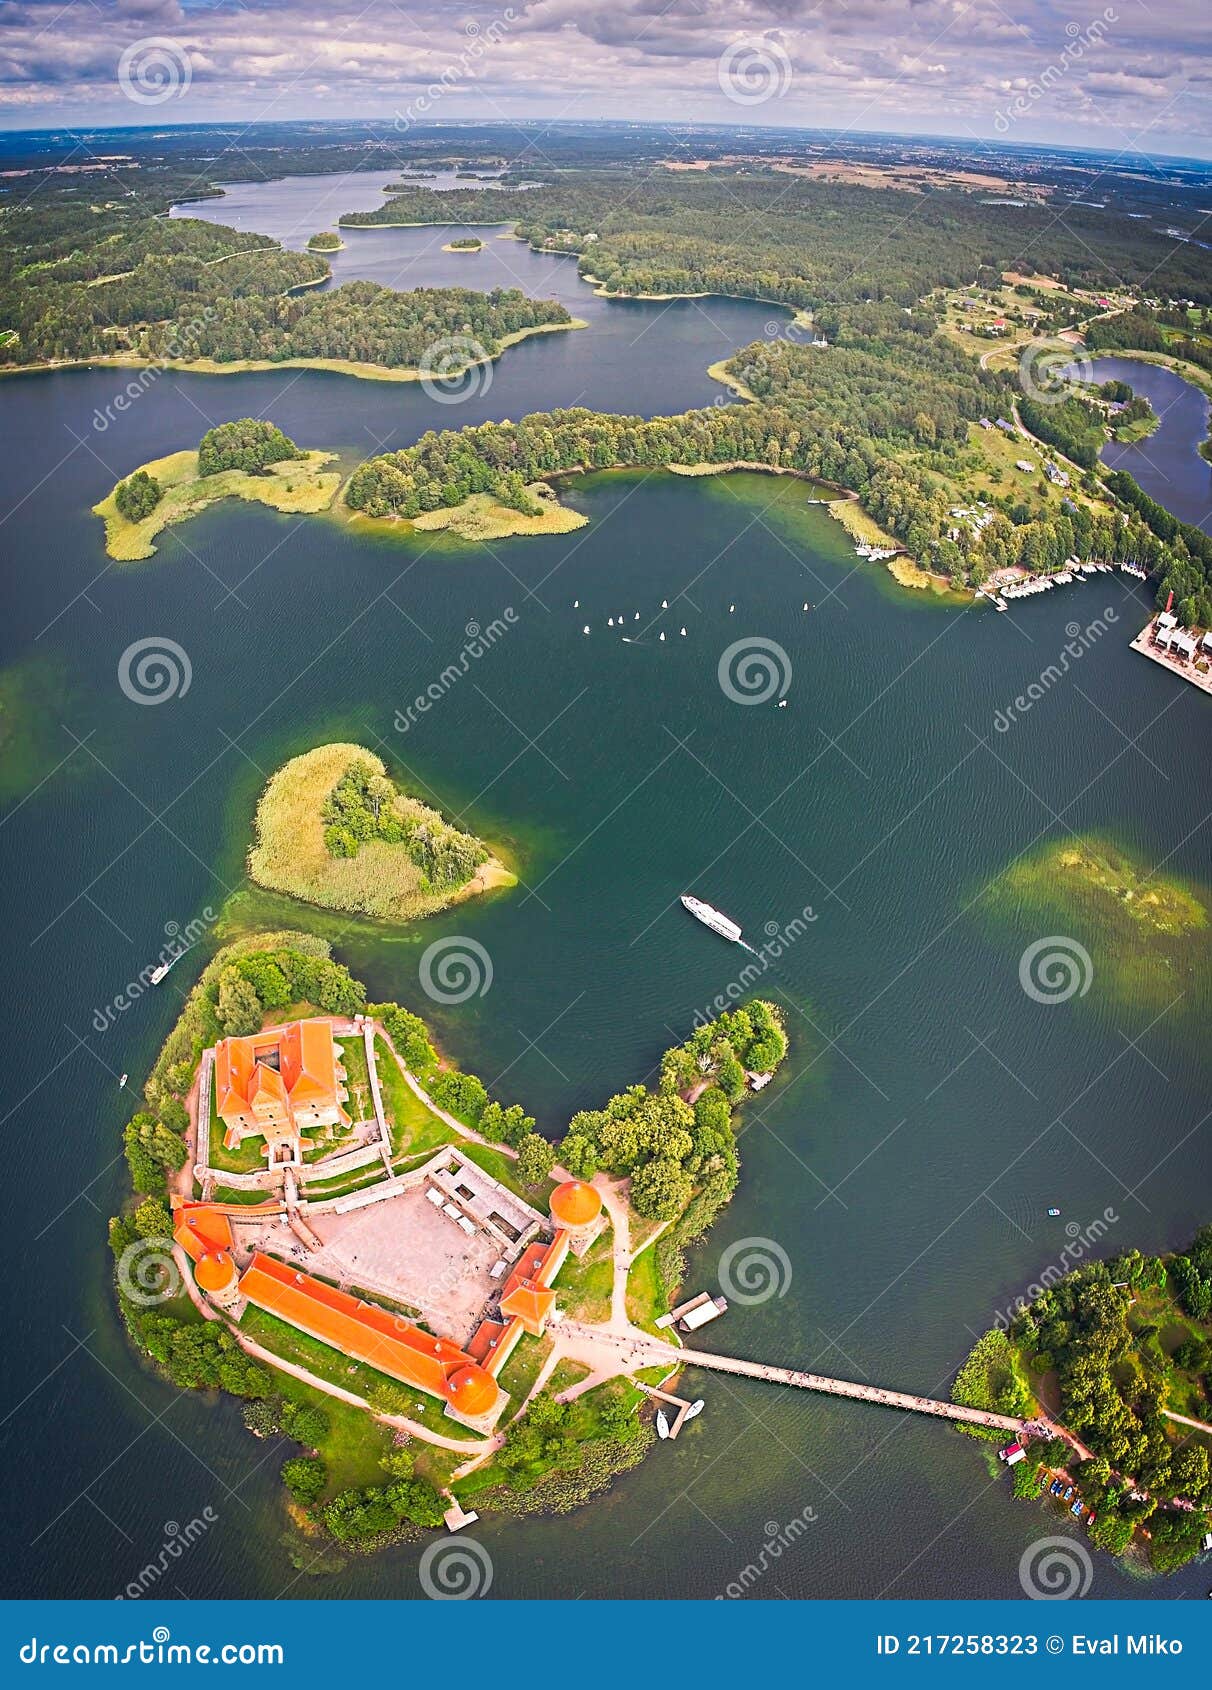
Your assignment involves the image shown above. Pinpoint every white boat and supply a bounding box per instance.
[634,612,640,620]
[684,1399,705,1421]
[679,627,687,636]
[656,1410,670,1440]
[149,948,185,985]
[802,602,809,610]
[583,625,590,634]
[607,617,614,626]
[661,598,668,608]
[729,604,735,613]
[659,631,666,641]
[118,1073,128,1088]
[573,599,579,608]
[681,894,745,945]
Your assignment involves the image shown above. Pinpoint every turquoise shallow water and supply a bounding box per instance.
[2,179,1211,1601]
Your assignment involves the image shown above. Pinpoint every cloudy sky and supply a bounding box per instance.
[1,0,1210,158]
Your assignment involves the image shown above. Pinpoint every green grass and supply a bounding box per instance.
[376,1038,454,1157]
[548,1359,591,1396]
[239,1305,489,1445]
[496,1333,552,1406]
[272,1376,394,1499]
[626,1246,669,1335]
[336,1035,370,1117]
[552,1225,614,1323]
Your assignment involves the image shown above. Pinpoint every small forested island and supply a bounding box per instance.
[95,420,340,560]
[953,1229,1212,1572]
[107,925,788,1556]
[307,231,344,252]
[247,743,515,922]
[442,237,483,253]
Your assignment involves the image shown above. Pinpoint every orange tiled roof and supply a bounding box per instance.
[550,1179,602,1228]
[237,1252,477,1405]
[172,1202,234,1263]
[499,1280,556,1333]
[214,1018,348,1128]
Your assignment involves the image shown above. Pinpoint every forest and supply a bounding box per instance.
[341,171,1212,310]
[345,311,1172,592]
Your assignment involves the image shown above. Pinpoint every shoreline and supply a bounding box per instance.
[1,319,588,387]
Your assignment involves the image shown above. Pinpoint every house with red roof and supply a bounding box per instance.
[213,1019,349,1164]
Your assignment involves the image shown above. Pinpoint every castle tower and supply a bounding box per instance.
[549,1179,604,1256]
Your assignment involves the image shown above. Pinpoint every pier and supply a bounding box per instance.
[554,1321,1087,1451]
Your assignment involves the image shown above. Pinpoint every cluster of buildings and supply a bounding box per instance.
[175,1016,609,1433]
[1153,610,1207,666]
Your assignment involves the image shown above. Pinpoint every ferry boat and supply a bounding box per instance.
[680,895,744,944]
[149,947,186,985]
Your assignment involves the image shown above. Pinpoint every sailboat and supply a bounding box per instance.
[679,627,687,637]
[661,598,668,609]
[633,612,640,620]
[582,625,590,634]
[656,1410,670,1440]
[118,1074,128,1088]
[573,599,579,608]
[607,617,614,626]
[659,631,666,641]
[729,604,735,613]
[684,1399,705,1421]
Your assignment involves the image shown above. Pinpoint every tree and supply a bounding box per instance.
[115,468,161,521]
[630,1156,692,1220]
[558,1134,598,1180]
[197,419,302,476]
[281,1400,328,1447]
[281,1456,327,1505]
[132,1196,173,1239]
[516,1132,556,1186]
[215,966,263,1037]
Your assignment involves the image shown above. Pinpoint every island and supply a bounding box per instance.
[246,743,516,923]
[108,927,789,1555]
[307,231,345,252]
[953,1229,1212,1571]
[95,420,341,561]
[442,238,484,253]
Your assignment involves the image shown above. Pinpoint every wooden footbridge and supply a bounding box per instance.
[557,1322,1083,1450]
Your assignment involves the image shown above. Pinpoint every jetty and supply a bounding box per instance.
[1131,615,1212,697]
[554,1320,1088,1452]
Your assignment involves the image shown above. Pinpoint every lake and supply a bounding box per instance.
[2,175,1211,1603]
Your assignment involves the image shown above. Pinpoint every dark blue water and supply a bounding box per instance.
[2,180,1211,1603]
[1095,355,1212,529]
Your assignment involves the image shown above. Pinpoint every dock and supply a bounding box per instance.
[655,1290,728,1332]
[634,1382,699,1438]
[1131,618,1212,697]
